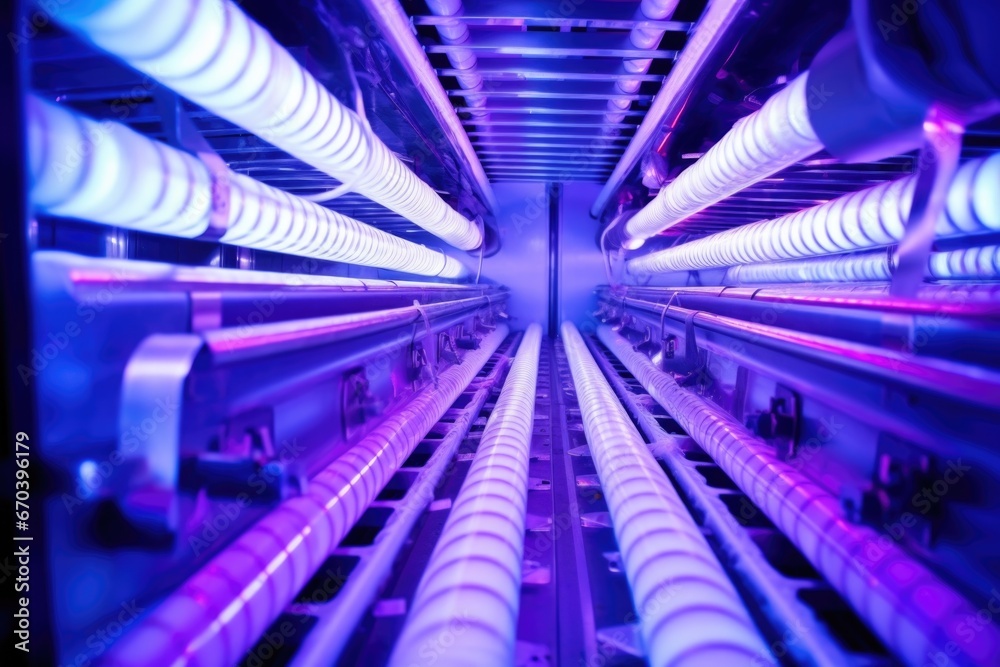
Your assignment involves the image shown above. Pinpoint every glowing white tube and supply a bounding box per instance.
[389,323,542,667]
[426,0,487,118]
[28,96,466,279]
[605,0,681,124]
[561,322,771,667]
[628,153,1000,276]
[54,0,483,250]
[725,245,1000,284]
[624,74,823,242]
[927,244,1000,279]
[725,252,894,284]
[104,326,509,667]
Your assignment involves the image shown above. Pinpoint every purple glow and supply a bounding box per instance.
[563,321,772,666]
[598,324,1000,667]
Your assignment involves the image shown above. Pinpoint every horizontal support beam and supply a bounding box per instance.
[485,168,613,175]
[477,150,623,158]
[448,86,654,101]
[414,0,693,30]
[426,31,678,59]
[472,139,630,148]
[490,175,605,181]
[468,130,634,140]
[480,162,619,170]
[462,119,638,129]
[457,107,646,117]
[480,154,618,163]
[438,57,665,82]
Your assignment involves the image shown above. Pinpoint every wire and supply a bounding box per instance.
[302,51,371,203]
[475,217,485,284]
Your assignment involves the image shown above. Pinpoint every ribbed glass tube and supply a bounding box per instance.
[724,245,1000,284]
[624,73,823,241]
[628,153,1000,276]
[28,96,466,278]
[724,251,894,284]
[53,0,483,250]
[598,324,1000,667]
[103,326,508,667]
[389,323,543,667]
[562,322,771,667]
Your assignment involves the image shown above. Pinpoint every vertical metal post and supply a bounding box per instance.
[890,105,964,298]
[547,183,561,338]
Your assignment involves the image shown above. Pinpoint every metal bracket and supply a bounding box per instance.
[515,641,552,667]
[595,623,645,659]
[580,512,613,528]
[632,325,659,357]
[117,334,204,535]
[156,91,231,241]
[343,367,376,441]
[408,341,433,385]
[842,435,938,546]
[890,105,964,298]
[410,300,439,387]
[455,324,481,350]
[438,331,462,366]
[601,551,624,574]
[747,386,800,461]
[660,310,705,374]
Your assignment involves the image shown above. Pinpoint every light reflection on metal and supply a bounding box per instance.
[103,325,509,667]
[890,107,965,297]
